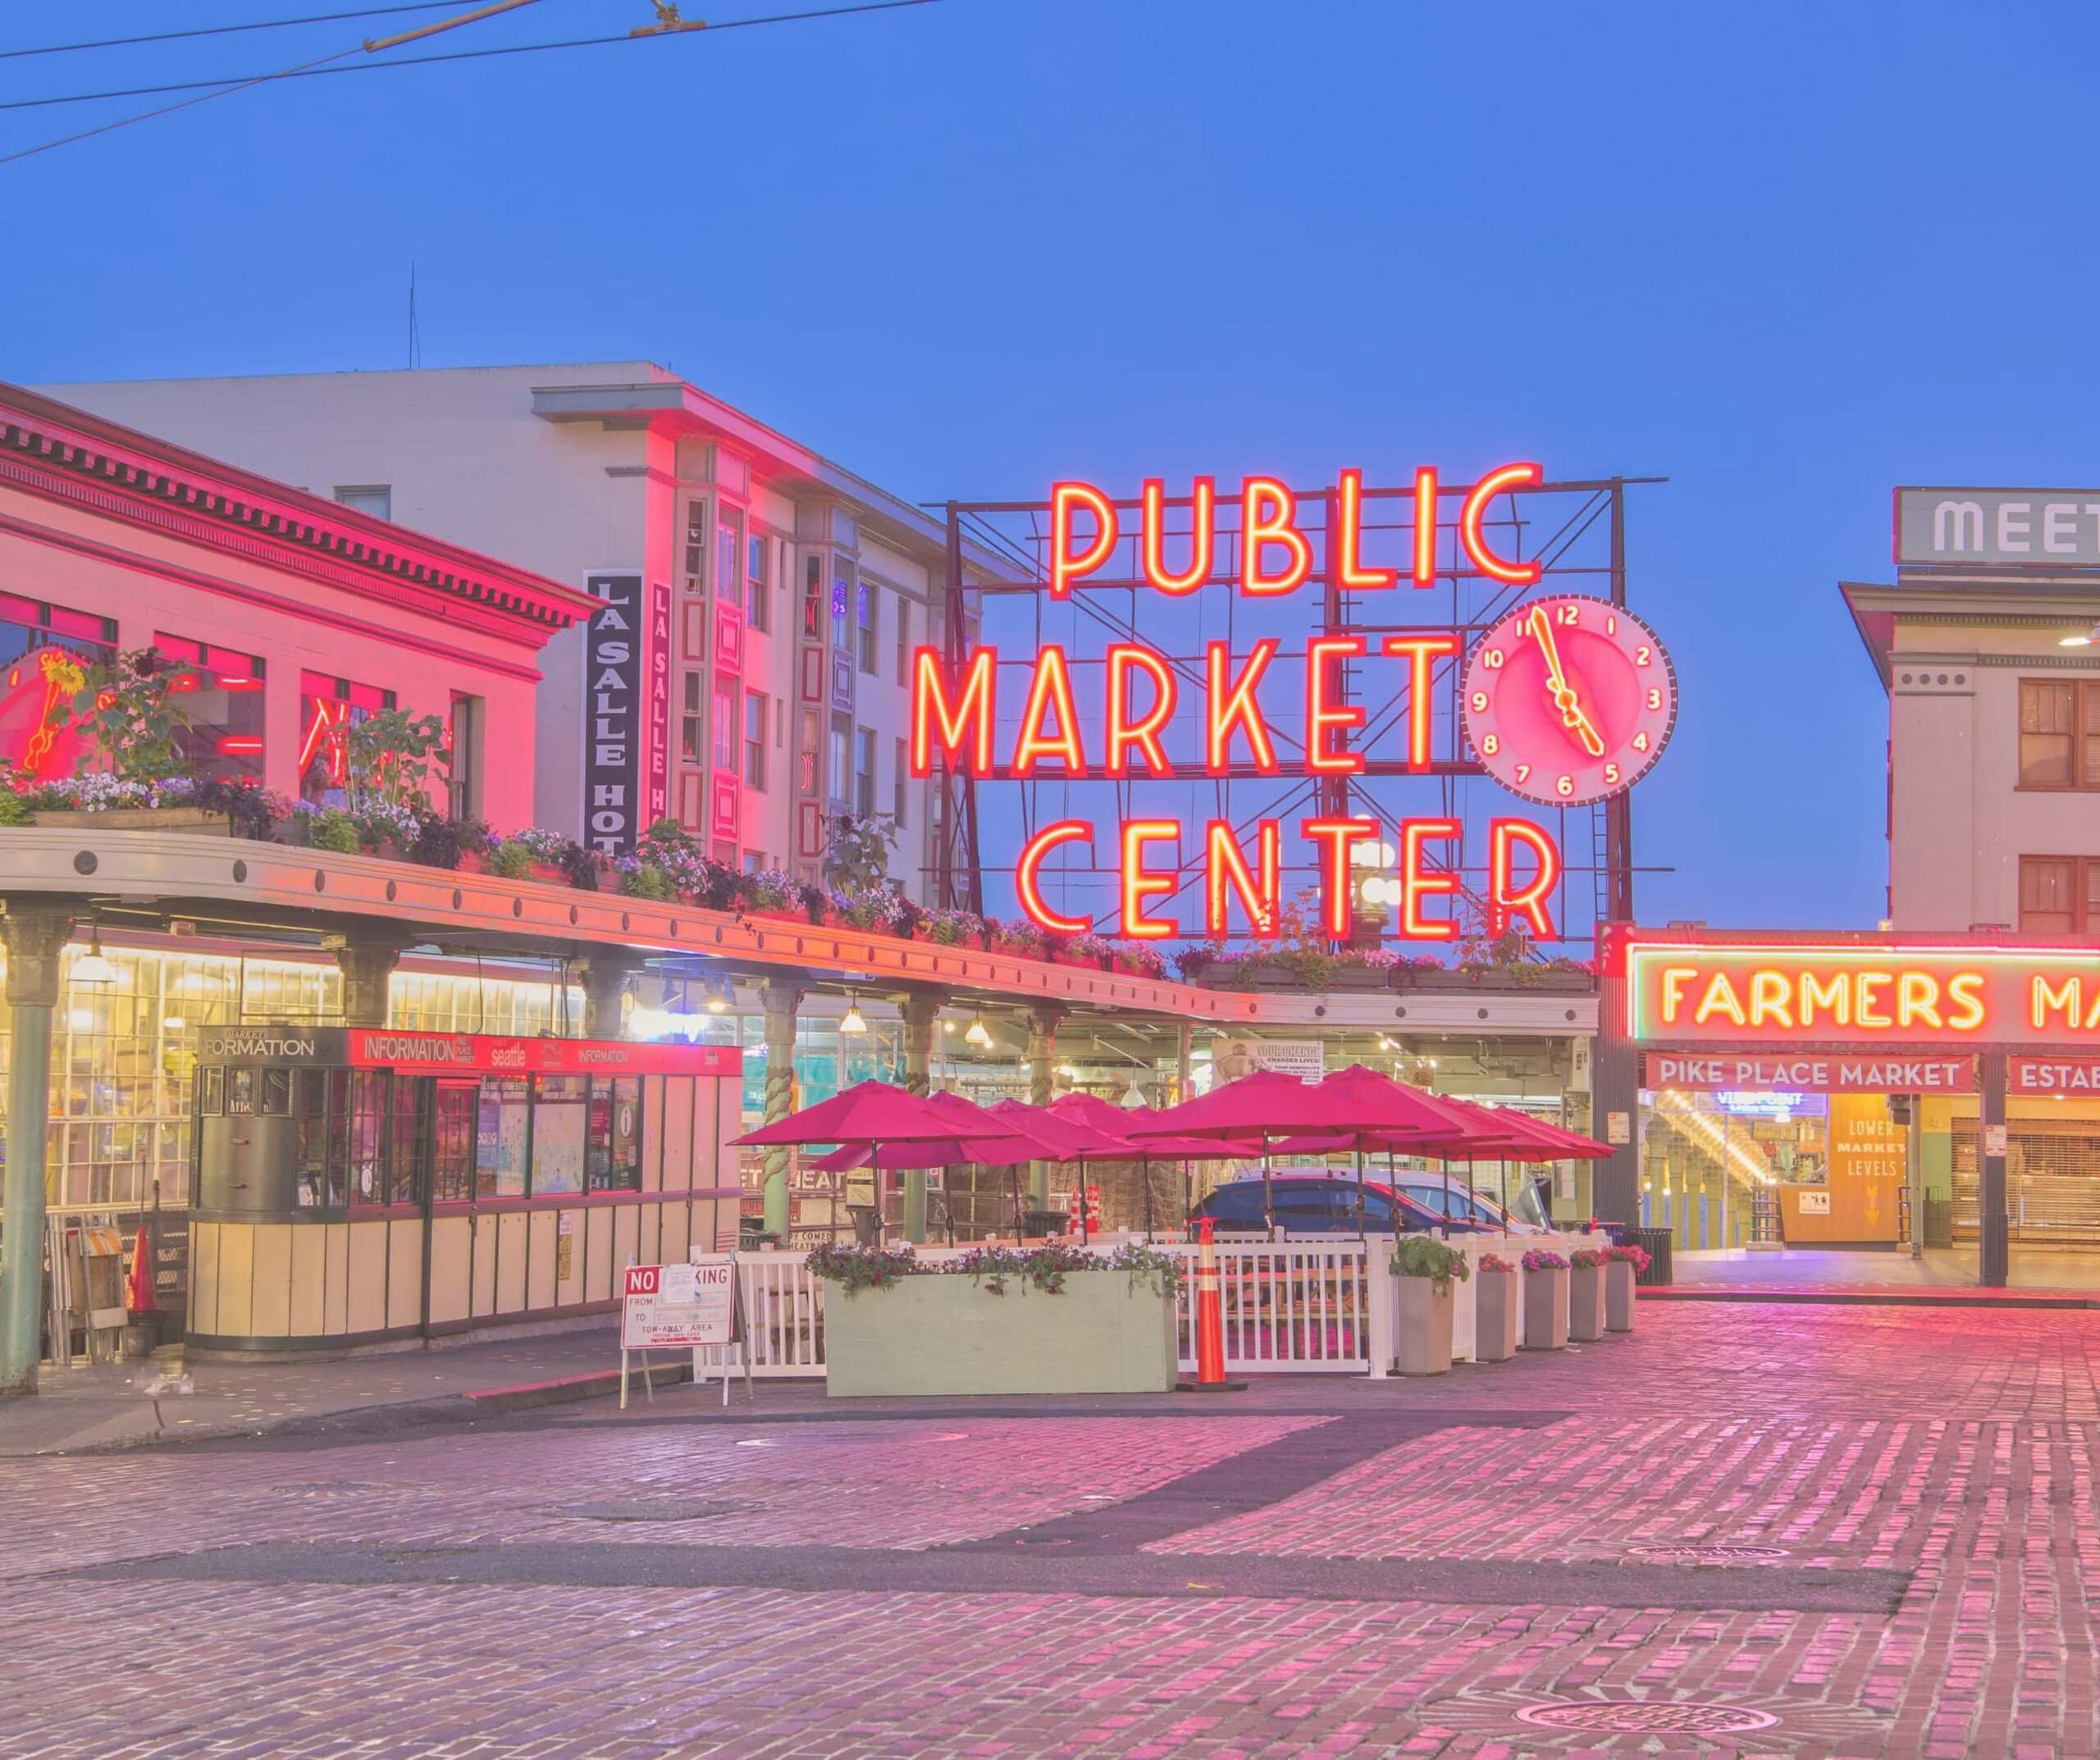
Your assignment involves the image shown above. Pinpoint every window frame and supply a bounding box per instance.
[2019,853,2100,934]
[744,689,769,790]
[2017,677,2100,791]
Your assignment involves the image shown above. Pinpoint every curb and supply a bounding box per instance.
[467,1364,695,1414]
[1642,1286,2100,1311]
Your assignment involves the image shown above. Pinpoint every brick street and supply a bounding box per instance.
[7,1302,2100,1758]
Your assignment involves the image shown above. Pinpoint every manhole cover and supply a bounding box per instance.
[553,1500,751,1524]
[1629,1543,1791,1562]
[1516,1701,1778,1735]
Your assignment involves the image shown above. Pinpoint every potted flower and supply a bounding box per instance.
[46,648,233,834]
[1604,1242,1649,1333]
[1568,1246,1608,1342]
[1520,1247,1570,1351]
[1390,1235,1469,1375]
[1475,1251,1520,1362]
[1326,949,1397,991]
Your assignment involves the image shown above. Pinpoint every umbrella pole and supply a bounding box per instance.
[1078,1156,1089,1246]
[1356,1147,1366,1241]
[1262,1131,1275,1239]
[1442,1155,1452,1230]
[1142,1154,1155,1243]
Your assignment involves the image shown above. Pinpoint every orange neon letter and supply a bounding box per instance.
[1381,632,1460,768]
[1412,466,1438,586]
[1306,636,1367,774]
[1050,482,1117,600]
[1333,469,1395,590]
[1204,819,1281,939]
[1239,476,1312,595]
[1488,819,1559,940]
[1140,477,1214,596]
[1206,639,1279,773]
[1459,462,1543,586]
[1399,818,1460,942]
[910,646,996,776]
[1107,645,1177,777]
[1016,821,1093,936]
[1948,973,1987,1032]
[1302,817,1380,939]
[1011,645,1087,776]
[1120,820,1179,940]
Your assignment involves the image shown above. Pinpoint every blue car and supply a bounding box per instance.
[1190,1174,1495,1237]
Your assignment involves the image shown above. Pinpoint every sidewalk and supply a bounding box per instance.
[1656,1244,2100,1306]
[0,1325,645,1457]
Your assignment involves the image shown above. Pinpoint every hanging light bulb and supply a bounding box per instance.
[71,924,116,989]
[839,991,869,1035]
[706,978,731,1015]
[965,1012,993,1049]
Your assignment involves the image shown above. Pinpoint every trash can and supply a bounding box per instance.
[1632,1227,1673,1286]
[1022,1209,1067,1238]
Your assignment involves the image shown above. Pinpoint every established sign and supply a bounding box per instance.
[582,571,646,856]
[1897,487,2100,570]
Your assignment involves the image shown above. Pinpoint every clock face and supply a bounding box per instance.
[1460,594,1677,806]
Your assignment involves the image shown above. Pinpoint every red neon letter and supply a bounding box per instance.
[1206,639,1279,773]
[1459,462,1543,586]
[1016,821,1093,936]
[1306,636,1367,774]
[1107,644,1177,777]
[1302,816,1379,939]
[1140,477,1214,596]
[1399,818,1461,942]
[1121,819,1179,939]
[1205,818,1281,939]
[1381,632,1460,768]
[1239,476,1311,595]
[1489,818,1560,940]
[1050,482,1117,600]
[911,645,997,776]
[1413,467,1438,586]
[1334,468,1395,590]
[1011,645,1087,777]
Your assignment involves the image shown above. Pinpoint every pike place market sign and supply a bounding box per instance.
[1628,942,2100,1050]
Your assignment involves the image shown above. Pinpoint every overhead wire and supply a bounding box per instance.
[0,3,472,62]
[0,1,939,117]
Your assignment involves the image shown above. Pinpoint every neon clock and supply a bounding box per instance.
[1460,594,1676,806]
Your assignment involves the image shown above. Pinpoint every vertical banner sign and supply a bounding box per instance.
[582,572,645,855]
[646,580,672,828]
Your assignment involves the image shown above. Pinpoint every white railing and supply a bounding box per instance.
[1157,1238,1372,1374]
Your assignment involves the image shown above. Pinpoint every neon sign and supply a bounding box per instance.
[918,463,1675,941]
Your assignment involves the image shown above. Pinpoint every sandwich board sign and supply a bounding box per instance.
[620,1255,751,1407]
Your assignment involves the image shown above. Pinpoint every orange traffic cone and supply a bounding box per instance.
[1178,1216,1244,1393]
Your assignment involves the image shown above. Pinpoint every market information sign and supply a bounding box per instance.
[1897,487,2100,569]
[619,1260,749,1407]
[1644,1053,1974,1093]
[582,571,646,857]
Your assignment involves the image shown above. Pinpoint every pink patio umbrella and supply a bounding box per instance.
[1121,1070,1337,1232]
[1047,1092,1262,1239]
[984,1097,1137,1243]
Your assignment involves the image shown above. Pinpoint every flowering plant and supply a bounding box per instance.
[948,1241,1094,1295]
[1604,1242,1651,1274]
[71,645,201,782]
[1111,941,1169,978]
[1570,1246,1610,1270]
[1478,1252,1518,1274]
[1392,1234,1472,1291]
[804,1242,918,1294]
[923,906,987,946]
[831,885,908,932]
[1521,1248,1570,1272]
[1105,1240,1182,1297]
[28,773,199,811]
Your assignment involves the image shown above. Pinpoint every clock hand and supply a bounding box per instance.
[1527,607,1608,758]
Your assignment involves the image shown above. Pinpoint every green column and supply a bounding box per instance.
[333,937,403,1028]
[1,909,72,1396]
[898,991,946,1243]
[1025,1005,1063,1209]
[759,983,801,1238]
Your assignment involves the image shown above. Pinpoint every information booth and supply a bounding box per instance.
[186,1027,742,1353]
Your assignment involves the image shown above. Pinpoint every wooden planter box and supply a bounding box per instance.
[1395,1275,1454,1375]
[1474,1269,1519,1361]
[1605,1260,1637,1333]
[1568,1262,1605,1341]
[1326,966,1392,991]
[35,806,230,837]
[823,1269,1177,1397]
[1521,1265,1569,1350]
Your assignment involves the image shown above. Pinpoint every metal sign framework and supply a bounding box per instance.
[931,473,1661,947]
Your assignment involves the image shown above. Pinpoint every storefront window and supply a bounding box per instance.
[388,1076,427,1206]
[476,1075,530,1198]
[154,632,265,782]
[530,1074,588,1196]
[294,1069,349,1209]
[587,1077,642,1192]
[348,1069,388,1202]
[299,670,395,805]
[431,1083,476,1203]
[0,590,117,784]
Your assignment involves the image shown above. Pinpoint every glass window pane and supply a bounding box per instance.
[530,1075,588,1196]
[349,1070,387,1203]
[477,1076,530,1198]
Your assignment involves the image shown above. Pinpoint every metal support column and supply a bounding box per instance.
[759,983,801,1238]
[1979,1051,2009,1288]
[897,990,946,1243]
[1025,1005,1063,1209]
[334,937,404,1028]
[0,909,71,1395]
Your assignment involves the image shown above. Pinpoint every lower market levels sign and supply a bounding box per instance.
[1644,1052,1974,1093]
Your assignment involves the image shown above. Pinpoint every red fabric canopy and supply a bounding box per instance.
[1119,1069,1326,1141]
[1046,1092,1262,1160]
[733,1080,1001,1148]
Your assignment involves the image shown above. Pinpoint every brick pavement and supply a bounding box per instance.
[3,1303,2099,1758]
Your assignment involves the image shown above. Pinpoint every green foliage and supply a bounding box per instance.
[620,863,678,901]
[310,809,361,855]
[72,648,200,782]
[1391,1235,1472,1292]
[950,1242,1098,1296]
[805,1242,919,1295]
[1105,1241,1184,1298]
[0,788,30,828]
[345,709,450,813]
[1570,1247,1610,1270]
[486,838,534,880]
[822,810,899,895]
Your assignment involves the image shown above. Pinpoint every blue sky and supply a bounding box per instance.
[7,0,2094,932]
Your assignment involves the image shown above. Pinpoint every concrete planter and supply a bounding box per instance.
[1605,1261,1637,1333]
[1395,1274,1455,1375]
[1521,1265,1570,1350]
[823,1269,1177,1397]
[1569,1263,1605,1341]
[34,806,230,837]
[1474,1269,1519,1361]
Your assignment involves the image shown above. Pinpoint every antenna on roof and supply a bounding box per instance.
[408,263,423,370]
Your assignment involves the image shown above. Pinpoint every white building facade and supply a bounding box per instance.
[1846,485,2100,934]
[42,364,1002,897]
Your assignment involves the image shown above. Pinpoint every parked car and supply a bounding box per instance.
[1190,1174,1495,1236]
[1390,1175,1551,1234]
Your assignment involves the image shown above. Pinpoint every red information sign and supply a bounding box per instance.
[347,1031,740,1078]
[1644,1052,1974,1093]
[2009,1056,2100,1096]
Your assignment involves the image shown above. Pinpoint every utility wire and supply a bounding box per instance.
[2,1,937,116]
[0,3,472,62]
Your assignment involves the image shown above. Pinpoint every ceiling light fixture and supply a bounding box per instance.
[965,1012,993,1049]
[706,978,731,1015]
[71,923,116,988]
[839,992,868,1036]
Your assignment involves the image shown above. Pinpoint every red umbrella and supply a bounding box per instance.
[1122,1070,1332,1232]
